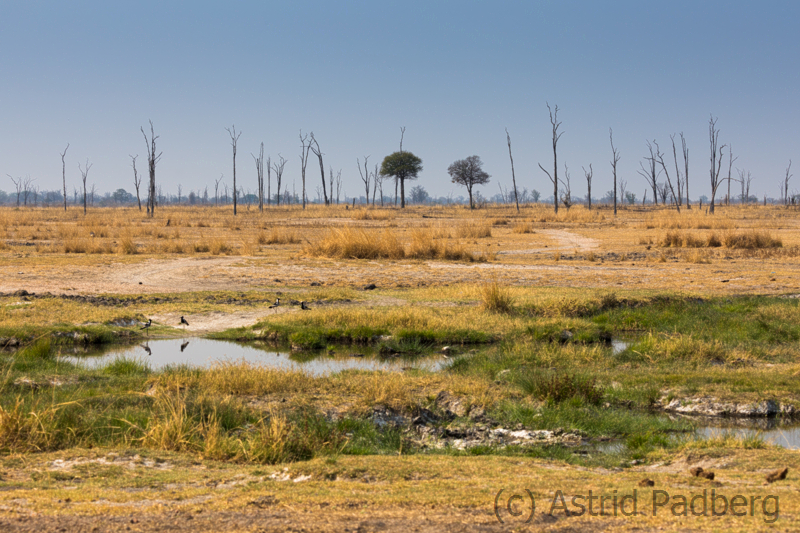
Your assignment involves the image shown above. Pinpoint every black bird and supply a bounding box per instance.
[268,298,281,312]
[180,316,189,327]
[300,301,310,310]
[141,344,152,356]
[180,340,190,352]
[140,318,152,335]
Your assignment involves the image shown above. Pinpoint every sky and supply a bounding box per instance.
[1,1,799,202]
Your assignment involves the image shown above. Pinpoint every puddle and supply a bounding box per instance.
[697,420,800,450]
[56,338,445,376]
[611,340,629,355]
[593,418,800,455]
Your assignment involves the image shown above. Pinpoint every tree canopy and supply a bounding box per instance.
[380,151,422,208]
[447,155,490,209]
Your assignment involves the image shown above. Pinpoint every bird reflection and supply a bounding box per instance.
[180,341,190,352]
[141,344,152,356]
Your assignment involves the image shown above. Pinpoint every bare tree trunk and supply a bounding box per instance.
[272,155,287,206]
[309,133,328,205]
[670,135,683,207]
[681,133,690,208]
[357,156,371,203]
[708,116,727,214]
[651,140,680,212]
[78,159,92,215]
[130,154,142,211]
[583,164,593,209]
[299,132,311,209]
[141,121,161,218]
[638,141,659,206]
[537,103,562,214]
[726,144,734,207]
[505,128,520,212]
[252,142,265,213]
[783,160,792,205]
[226,125,242,215]
[60,144,69,211]
[610,128,620,215]
[266,157,271,206]
[371,164,379,205]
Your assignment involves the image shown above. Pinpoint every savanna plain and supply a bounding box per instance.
[1,203,799,532]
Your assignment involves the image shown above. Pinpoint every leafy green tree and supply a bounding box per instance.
[448,155,490,209]
[380,151,422,208]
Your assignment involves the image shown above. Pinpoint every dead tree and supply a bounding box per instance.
[505,128,520,212]
[130,154,142,211]
[141,121,161,218]
[272,154,287,205]
[610,128,620,214]
[583,164,593,209]
[60,144,69,211]
[252,142,265,212]
[357,156,371,203]
[374,166,384,206]
[670,134,684,207]
[559,163,573,210]
[726,147,737,207]
[225,125,242,215]
[309,133,329,205]
[78,159,92,215]
[725,144,737,206]
[370,165,378,205]
[266,156,271,206]
[657,182,669,205]
[618,180,628,207]
[651,140,680,212]
[299,132,311,209]
[8,175,22,206]
[537,103,563,214]
[90,183,97,206]
[783,160,792,205]
[738,168,753,204]
[680,133,690,208]
[214,175,223,206]
[638,141,660,206]
[708,116,727,214]
[22,176,35,206]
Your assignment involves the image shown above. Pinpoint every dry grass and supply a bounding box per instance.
[304,227,405,259]
[258,227,300,245]
[455,222,492,239]
[723,230,782,249]
[661,229,782,249]
[480,280,515,313]
[511,221,533,234]
[351,208,392,221]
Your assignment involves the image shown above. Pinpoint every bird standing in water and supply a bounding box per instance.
[140,318,152,335]
[180,316,189,328]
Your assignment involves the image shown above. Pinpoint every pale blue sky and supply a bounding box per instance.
[1,1,798,201]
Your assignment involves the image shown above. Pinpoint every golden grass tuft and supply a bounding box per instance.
[723,230,782,249]
[511,221,533,234]
[258,228,300,245]
[456,222,492,238]
[662,229,781,249]
[305,227,404,259]
[480,280,515,313]
[118,233,138,254]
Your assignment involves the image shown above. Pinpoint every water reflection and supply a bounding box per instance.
[57,338,444,376]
